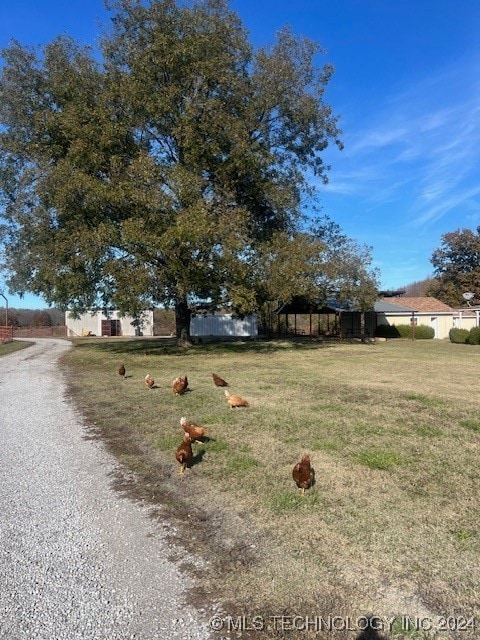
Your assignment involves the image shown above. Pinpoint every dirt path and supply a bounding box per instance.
[0,339,213,640]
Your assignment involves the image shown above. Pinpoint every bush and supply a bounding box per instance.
[395,324,435,339]
[449,328,470,344]
[375,323,434,339]
[467,326,480,345]
[414,324,435,339]
[395,324,414,338]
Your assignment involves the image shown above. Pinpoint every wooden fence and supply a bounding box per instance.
[0,326,14,343]
[12,326,67,338]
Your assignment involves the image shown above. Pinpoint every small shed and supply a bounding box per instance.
[66,309,154,337]
[375,296,456,339]
[190,313,258,337]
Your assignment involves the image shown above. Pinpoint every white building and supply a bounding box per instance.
[65,309,154,337]
[190,313,257,337]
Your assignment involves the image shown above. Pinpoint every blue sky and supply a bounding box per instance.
[1,0,480,308]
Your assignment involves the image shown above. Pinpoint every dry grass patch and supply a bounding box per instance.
[62,337,480,639]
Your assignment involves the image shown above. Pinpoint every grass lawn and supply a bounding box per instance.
[61,337,480,639]
[0,340,34,356]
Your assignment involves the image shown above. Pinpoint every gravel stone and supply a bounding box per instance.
[0,339,213,640]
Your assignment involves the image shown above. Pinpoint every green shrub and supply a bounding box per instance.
[395,324,415,338]
[395,324,435,339]
[416,325,435,339]
[375,324,400,338]
[467,326,480,345]
[449,328,470,344]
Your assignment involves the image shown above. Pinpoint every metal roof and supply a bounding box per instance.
[275,296,359,314]
[374,300,416,312]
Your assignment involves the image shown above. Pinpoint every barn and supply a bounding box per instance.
[65,309,154,337]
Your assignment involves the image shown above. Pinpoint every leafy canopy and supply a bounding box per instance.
[0,0,376,334]
[428,226,480,307]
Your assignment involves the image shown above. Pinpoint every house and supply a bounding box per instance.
[66,309,154,337]
[275,295,479,340]
[376,296,462,339]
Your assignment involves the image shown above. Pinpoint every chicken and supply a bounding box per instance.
[180,417,208,442]
[145,374,155,389]
[172,375,188,395]
[212,372,228,387]
[118,364,126,379]
[224,389,249,408]
[292,454,314,495]
[175,433,193,474]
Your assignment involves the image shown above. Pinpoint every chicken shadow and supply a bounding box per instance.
[355,616,385,640]
[189,448,207,469]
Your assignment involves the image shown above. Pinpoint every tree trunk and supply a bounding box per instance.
[360,311,367,342]
[175,297,193,347]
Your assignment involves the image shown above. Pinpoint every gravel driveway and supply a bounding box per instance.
[0,339,213,640]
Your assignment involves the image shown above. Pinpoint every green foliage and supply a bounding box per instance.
[429,226,480,306]
[449,327,470,344]
[467,326,480,345]
[0,1,381,344]
[396,324,434,339]
[414,325,435,339]
[375,324,434,339]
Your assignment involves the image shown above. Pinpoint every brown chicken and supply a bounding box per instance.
[292,454,314,495]
[176,433,193,474]
[212,372,228,387]
[180,417,208,442]
[224,389,249,408]
[172,375,188,395]
[145,374,155,389]
[118,364,126,379]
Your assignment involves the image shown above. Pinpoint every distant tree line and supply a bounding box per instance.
[3,308,65,327]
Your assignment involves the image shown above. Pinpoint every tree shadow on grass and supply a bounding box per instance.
[70,336,341,357]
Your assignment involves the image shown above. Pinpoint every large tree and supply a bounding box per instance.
[0,0,373,344]
[428,226,480,307]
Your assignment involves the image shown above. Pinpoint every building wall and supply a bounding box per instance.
[66,310,154,337]
[190,313,257,337]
